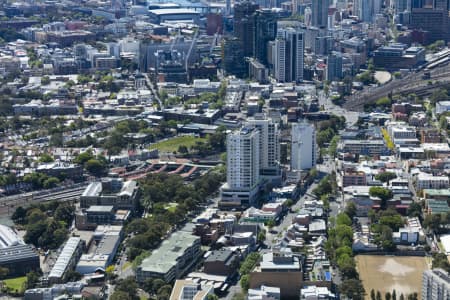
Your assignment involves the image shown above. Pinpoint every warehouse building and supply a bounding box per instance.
[0,225,39,277]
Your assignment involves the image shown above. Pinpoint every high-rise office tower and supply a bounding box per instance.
[245,114,280,178]
[353,0,361,17]
[326,51,343,82]
[411,0,424,8]
[411,8,450,42]
[311,0,330,28]
[355,0,383,22]
[233,1,259,57]
[395,0,411,11]
[222,37,248,77]
[220,127,261,207]
[422,269,450,300]
[273,28,304,82]
[291,122,316,171]
[304,6,312,26]
[292,0,299,14]
[273,38,286,82]
[254,9,278,65]
[434,0,449,9]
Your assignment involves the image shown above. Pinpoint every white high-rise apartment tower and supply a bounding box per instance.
[273,28,304,83]
[291,122,317,170]
[220,127,261,207]
[246,114,281,179]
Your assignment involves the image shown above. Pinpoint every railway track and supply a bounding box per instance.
[344,64,450,111]
[0,185,88,215]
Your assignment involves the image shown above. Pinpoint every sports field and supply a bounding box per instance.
[356,255,429,299]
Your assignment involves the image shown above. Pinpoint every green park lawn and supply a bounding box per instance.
[3,276,27,293]
[150,136,206,152]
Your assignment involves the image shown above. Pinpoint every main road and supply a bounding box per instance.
[317,90,359,126]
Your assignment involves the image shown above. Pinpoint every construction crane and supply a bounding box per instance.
[210,32,219,56]
[185,28,199,71]
[170,29,181,51]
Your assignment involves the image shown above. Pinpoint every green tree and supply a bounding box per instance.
[240,253,260,275]
[0,267,8,279]
[65,270,82,282]
[340,279,365,300]
[73,150,94,165]
[379,212,404,231]
[157,285,172,299]
[240,274,250,291]
[266,219,276,229]
[41,76,50,85]
[369,187,393,209]
[425,213,440,231]
[336,213,352,226]
[114,276,139,300]
[152,279,166,294]
[313,175,333,197]
[407,202,422,218]
[432,253,450,272]
[430,89,449,105]
[54,203,75,225]
[110,291,133,300]
[43,177,59,189]
[439,115,448,129]
[142,278,154,294]
[376,291,382,300]
[178,145,188,154]
[49,132,63,147]
[26,270,40,289]
[371,289,376,300]
[375,172,397,183]
[386,292,392,300]
[85,159,107,177]
[39,153,54,163]
[345,202,357,220]
[12,206,27,224]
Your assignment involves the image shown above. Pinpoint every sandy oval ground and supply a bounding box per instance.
[356,255,429,299]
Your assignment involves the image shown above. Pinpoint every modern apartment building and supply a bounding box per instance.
[220,127,261,208]
[136,232,201,283]
[422,269,450,300]
[245,114,281,180]
[291,122,316,171]
[339,139,388,156]
[273,28,304,83]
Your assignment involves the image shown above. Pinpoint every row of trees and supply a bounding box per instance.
[239,253,260,291]
[370,289,418,300]
[326,206,366,299]
[316,115,346,149]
